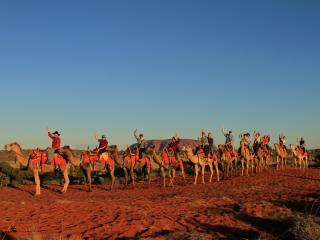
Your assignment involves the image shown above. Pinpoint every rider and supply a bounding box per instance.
[168,134,180,160]
[221,127,234,153]
[46,128,61,164]
[253,131,261,154]
[95,134,109,159]
[199,130,210,158]
[208,132,215,156]
[240,132,252,153]
[134,129,147,159]
[279,134,287,151]
[299,137,306,154]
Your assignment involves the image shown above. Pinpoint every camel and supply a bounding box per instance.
[4,142,89,196]
[274,143,288,170]
[107,145,152,186]
[148,147,186,187]
[182,146,219,184]
[68,147,116,191]
[254,145,270,173]
[218,144,238,179]
[239,141,255,176]
[290,144,308,169]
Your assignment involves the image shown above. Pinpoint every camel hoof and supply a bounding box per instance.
[34,193,40,197]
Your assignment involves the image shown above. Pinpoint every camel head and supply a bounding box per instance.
[289,144,295,151]
[218,144,224,151]
[147,145,156,154]
[4,142,21,153]
[107,145,118,154]
[58,145,75,161]
[181,145,192,154]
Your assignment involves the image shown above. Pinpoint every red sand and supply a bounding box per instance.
[0,168,319,240]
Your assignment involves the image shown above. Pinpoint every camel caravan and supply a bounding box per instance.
[3,127,310,196]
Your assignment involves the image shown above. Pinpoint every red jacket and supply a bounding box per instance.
[48,132,61,148]
[169,139,180,152]
[98,139,108,149]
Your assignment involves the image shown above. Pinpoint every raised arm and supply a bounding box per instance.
[47,128,53,139]
[220,126,226,136]
[134,129,139,140]
[95,134,99,142]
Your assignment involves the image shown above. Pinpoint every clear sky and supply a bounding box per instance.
[0,0,319,149]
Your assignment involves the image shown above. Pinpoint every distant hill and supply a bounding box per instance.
[77,139,200,151]
[130,139,200,151]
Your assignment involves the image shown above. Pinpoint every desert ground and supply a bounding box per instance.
[0,166,319,240]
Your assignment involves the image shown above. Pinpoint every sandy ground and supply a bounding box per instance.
[0,168,319,240]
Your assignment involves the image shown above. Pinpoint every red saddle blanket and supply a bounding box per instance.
[124,155,139,165]
[30,150,66,166]
[226,150,238,159]
[198,149,218,161]
[82,151,114,167]
[296,148,308,157]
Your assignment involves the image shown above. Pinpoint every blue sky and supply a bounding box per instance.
[0,0,319,149]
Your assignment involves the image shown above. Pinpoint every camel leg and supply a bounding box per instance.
[61,166,70,194]
[209,163,213,183]
[33,169,41,196]
[85,167,92,192]
[170,168,175,186]
[131,167,135,186]
[180,164,187,185]
[147,164,151,185]
[201,165,205,184]
[226,163,230,179]
[194,165,199,185]
[246,160,249,176]
[241,159,244,177]
[123,168,129,186]
[214,161,220,181]
[161,167,166,187]
[109,165,115,190]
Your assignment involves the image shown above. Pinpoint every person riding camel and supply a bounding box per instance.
[168,134,180,160]
[244,132,253,152]
[125,145,139,164]
[134,129,147,159]
[221,126,234,154]
[46,128,61,164]
[279,134,287,151]
[199,129,210,158]
[95,134,108,160]
[253,131,261,154]
[299,137,306,154]
[208,132,215,156]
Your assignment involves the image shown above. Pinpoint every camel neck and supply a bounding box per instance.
[13,148,29,167]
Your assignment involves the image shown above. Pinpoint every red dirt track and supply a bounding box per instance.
[0,168,319,240]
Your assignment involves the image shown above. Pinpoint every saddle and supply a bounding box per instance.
[124,154,139,165]
[82,151,114,167]
[197,148,218,162]
[30,149,66,166]
[162,151,176,165]
[296,147,307,157]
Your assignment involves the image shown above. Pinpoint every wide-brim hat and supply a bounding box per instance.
[52,131,60,136]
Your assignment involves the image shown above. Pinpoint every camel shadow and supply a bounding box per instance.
[0,231,16,240]
[236,213,293,236]
[272,198,320,216]
[190,217,261,240]
[281,173,320,182]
